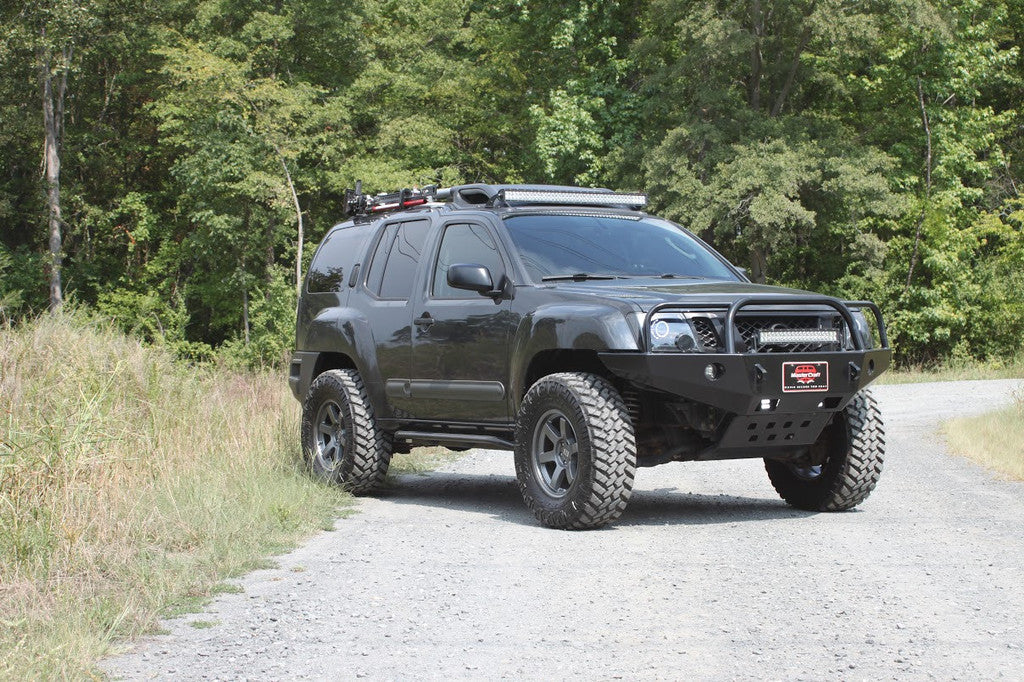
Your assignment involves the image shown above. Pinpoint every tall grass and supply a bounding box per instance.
[943,392,1024,480]
[878,354,1024,384]
[0,311,348,679]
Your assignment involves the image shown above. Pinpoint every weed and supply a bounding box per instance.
[943,391,1024,480]
[0,311,350,679]
[880,355,1024,384]
[189,620,220,629]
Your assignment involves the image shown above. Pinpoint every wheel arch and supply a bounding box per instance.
[520,349,609,401]
[509,302,640,412]
[313,351,357,378]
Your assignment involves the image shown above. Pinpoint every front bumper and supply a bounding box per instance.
[289,351,320,402]
[598,349,891,415]
[599,348,891,457]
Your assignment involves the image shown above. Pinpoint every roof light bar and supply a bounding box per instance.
[757,329,840,345]
[500,189,648,208]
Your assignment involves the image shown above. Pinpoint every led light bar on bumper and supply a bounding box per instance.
[500,189,648,208]
[757,329,840,345]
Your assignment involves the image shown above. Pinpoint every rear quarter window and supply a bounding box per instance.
[307,225,371,293]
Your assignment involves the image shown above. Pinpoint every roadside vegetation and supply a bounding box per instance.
[878,355,1024,385]
[0,312,349,679]
[944,392,1024,481]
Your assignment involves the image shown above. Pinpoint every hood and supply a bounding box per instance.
[547,278,820,312]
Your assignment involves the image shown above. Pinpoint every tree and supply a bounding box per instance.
[634,0,901,283]
[1,1,96,310]
[152,1,358,343]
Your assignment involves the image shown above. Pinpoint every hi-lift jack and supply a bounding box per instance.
[344,181,437,218]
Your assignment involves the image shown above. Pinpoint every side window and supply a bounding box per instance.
[373,219,430,300]
[364,223,399,296]
[306,226,367,293]
[432,223,505,299]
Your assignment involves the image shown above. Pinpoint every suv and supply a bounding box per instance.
[290,184,891,529]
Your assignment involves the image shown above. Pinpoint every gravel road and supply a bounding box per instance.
[105,379,1024,681]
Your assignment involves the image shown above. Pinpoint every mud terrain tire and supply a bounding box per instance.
[515,372,637,529]
[301,369,392,494]
[765,389,884,511]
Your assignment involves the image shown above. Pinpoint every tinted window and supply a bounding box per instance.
[307,226,369,293]
[379,220,430,299]
[365,223,399,296]
[433,223,505,298]
[504,214,738,281]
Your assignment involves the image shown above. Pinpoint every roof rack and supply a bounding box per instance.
[344,181,439,218]
[342,182,648,218]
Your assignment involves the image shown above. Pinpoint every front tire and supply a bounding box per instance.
[514,373,637,529]
[301,369,392,494]
[765,389,885,511]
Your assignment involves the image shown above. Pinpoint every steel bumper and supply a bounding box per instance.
[599,349,891,415]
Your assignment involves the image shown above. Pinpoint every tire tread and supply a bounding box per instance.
[302,369,391,495]
[765,389,884,511]
[515,372,637,529]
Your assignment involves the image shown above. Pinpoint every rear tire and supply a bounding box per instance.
[301,369,392,494]
[514,373,637,529]
[765,389,884,511]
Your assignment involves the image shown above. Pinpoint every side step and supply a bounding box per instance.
[393,430,515,451]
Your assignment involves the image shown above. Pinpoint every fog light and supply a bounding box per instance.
[704,363,724,381]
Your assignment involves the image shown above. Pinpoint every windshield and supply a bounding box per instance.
[504,213,739,282]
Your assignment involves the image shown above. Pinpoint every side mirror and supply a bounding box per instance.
[447,263,494,295]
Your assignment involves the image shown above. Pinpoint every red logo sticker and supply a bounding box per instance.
[783,361,829,392]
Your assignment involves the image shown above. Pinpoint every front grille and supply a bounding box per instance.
[736,315,844,353]
[691,317,719,350]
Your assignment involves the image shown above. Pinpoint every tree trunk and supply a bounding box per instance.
[265,213,276,299]
[905,77,932,294]
[40,41,70,312]
[749,0,763,111]
[274,150,304,300]
[242,282,250,346]
[749,246,768,283]
[770,23,812,118]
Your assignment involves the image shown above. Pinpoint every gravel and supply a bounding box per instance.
[104,379,1024,681]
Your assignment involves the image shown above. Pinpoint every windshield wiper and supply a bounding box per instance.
[653,273,704,280]
[541,273,618,282]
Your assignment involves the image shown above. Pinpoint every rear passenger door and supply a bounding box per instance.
[409,221,513,422]
[361,218,431,417]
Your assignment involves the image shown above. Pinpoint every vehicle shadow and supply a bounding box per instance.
[380,471,815,528]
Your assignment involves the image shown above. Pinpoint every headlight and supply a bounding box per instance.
[649,313,702,352]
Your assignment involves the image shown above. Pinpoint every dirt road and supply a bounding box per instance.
[105,380,1023,681]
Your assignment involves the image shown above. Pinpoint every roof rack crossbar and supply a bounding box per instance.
[341,183,649,218]
[344,183,440,218]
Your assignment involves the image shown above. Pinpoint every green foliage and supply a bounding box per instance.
[0,311,347,678]
[0,0,1022,366]
[219,267,297,369]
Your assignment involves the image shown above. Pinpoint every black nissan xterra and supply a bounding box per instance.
[290,184,891,529]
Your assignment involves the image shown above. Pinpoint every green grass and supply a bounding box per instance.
[943,392,1024,480]
[0,311,351,679]
[188,620,220,629]
[390,446,465,475]
[877,355,1024,384]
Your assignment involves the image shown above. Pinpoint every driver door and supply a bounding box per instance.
[409,221,514,422]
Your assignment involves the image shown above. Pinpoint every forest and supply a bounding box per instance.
[1,0,1022,367]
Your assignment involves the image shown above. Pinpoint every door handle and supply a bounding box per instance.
[414,313,434,328]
